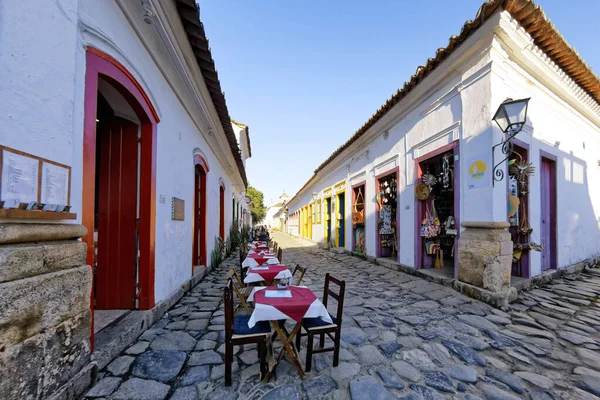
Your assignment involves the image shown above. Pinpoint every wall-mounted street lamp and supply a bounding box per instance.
[312,191,318,202]
[491,97,530,186]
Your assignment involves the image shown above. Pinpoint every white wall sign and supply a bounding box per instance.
[1,150,39,202]
[467,155,489,189]
[41,162,69,205]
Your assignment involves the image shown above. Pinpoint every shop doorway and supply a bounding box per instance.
[352,184,366,254]
[219,184,225,239]
[336,192,345,247]
[308,204,313,239]
[94,91,138,310]
[540,157,557,271]
[325,197,332,244]
[376,171,398,259]
[193,162,207,267]
[416,145,459,277]
[508,143,531,277]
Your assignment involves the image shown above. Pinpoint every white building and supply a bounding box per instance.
[0,1,253,394]
[264,192,289,229]
[286,0,600,289]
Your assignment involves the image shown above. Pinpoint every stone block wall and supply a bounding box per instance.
[0,224,92,400]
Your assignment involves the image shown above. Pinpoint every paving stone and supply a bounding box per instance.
[376,368,405,389]
[341,327,367,345]
[132,351,186,383]
[506,324,555,340]
[150,331,196,351]
[381,330,397,342]
[106,356,135,376]
[179,365,211,386]
[166,321,187,330]
[378,342,403,358]
[457,314,499,331]
[186,319,209,331]
[111,378,170,400]
[514,371,554,390]
[211,362,238,380]
[85,377,122,398]
[442,339,486,367]
[125,341,150,355]
[408,384,446,400]
[262,384,301,400]
[486,315,511,325]
[577,346,600,369]
[479,383,521,400]
[189,312,212,319]
[331,362,361,381]
[529,388,556,400]
[448,364,478,383]
[170,386,198,400]
[194,339,217,351]
[349,376,395,400]
[423,371,454,393]
[485,368,525,394]
[302,375,338,399]
[188,350,222,366]
[558,330,596,345]
[574,367,600,378]
[402,349,436,369]
[577,375,600,397]
[391,361,421,382]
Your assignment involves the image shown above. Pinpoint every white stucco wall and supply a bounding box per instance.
[0,0,251,304]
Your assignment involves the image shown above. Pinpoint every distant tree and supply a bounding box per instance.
[247,185,266,224]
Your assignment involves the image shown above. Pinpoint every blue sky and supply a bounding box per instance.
[199,0,600,206]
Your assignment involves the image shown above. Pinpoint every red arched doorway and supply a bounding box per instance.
[193,154,209,270]
[219,183,225,239]
[83,47,159,338]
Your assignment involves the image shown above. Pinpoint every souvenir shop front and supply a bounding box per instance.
[352,182,366,254]
[415,144,459,275]
[376,169,398,259]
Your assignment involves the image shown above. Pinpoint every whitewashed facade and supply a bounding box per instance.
[0,1,251,309]
[286,7,600,280]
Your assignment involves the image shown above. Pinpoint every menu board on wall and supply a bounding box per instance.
[1,149,39,202]
[0,146,71,206]
[41,162,69,205]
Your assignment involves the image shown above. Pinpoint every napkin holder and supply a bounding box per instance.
[276,283,288,290]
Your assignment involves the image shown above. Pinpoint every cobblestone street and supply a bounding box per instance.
[85,232,600,400]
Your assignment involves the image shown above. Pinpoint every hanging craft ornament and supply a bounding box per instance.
[422,173,437,189]
[415,183,430,200]
[442,154,451,189]
[510,159,535,195]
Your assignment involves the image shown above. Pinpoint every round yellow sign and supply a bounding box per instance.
[469,160,486,179]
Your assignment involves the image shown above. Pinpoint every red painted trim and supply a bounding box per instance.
[351,180,366,189]
[539,149,557,162]
[219,184,225,240]
[414,140,459,272]
[375,166,399,181]
[193,153,210,173]
[83,48,159,350]
[193,161,208,270]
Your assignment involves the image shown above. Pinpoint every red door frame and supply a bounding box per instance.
[219,182,225,239]
[83,48,159,348]
[375,167,399,259]
[414,141,460,277]
[351,180,366,252]
[508,138,530,278]
[193,155,209,270]
[540,152,557,271]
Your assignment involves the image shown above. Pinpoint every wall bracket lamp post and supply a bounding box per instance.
[491,97,530,186]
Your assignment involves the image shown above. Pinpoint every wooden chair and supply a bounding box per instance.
[291,264,307,286]
[224,278,270,386]
[239,249,248,281]
[296,273,345,372]
[273,241,278,254]
[277,247,283,263]
[227,268,252,314]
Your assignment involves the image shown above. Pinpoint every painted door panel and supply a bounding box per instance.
[540,158,557,271]
[193,166,207,266]
[337,193,345,247]
[326,198,331,243]
[96,118,138,310]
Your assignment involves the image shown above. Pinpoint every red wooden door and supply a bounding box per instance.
[219,186,225,239]
[193,166,207,266]
[96,118,138,309]
[540,158,557,271]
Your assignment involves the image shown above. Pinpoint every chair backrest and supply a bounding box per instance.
[239,249,247,265]
[273,242,278,254]
[224,278,234,341]
[322,273,345,325]
[227,268,244,288]
[292,264,307,286]
[277,247,283,262]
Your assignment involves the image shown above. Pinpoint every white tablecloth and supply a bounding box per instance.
[247,286,333,328]
[244,267,293,284]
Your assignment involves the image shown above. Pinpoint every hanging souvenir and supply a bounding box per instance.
[509,155,535,196]
[415,183,430,200]
[422,173,437,189]
[442,154,452,189]
[379,205,394,234]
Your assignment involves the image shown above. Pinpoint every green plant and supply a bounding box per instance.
[239,224,251,251]
[210,236,224,269]
[228,221,241,255]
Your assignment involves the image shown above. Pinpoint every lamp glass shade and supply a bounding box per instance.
[493,98,530,133]
[312,191,318,201]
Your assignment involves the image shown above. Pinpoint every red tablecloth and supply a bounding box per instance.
[247,252,276,265]
[254,286,317,323]
[255,246,270,251]
[248,265,288,283]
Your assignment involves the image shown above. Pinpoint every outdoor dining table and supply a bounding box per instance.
[247,286,333,379]
[242,251,279,268]
[243,264,292,285]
